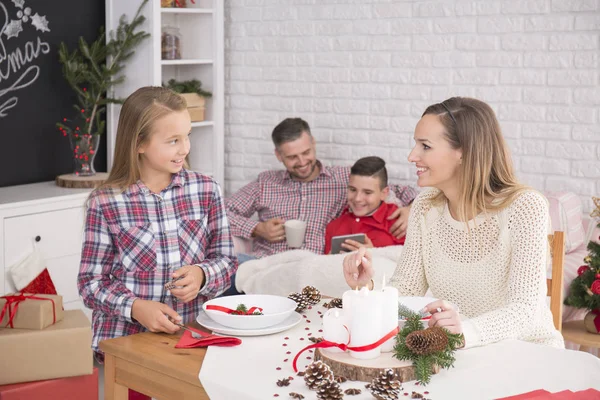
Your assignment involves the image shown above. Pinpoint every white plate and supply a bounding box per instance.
[203,294,297,330]
[196,310,302,337]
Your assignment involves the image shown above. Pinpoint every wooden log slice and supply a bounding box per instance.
[314,348,439,383]
[55,172,109,189]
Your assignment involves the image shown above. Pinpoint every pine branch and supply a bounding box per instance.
[57,0,149,138]
[413,355,434,385]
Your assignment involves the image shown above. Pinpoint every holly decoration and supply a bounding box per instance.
[233,304,263,315]
[394,304,463,385]
[564,202,600,312]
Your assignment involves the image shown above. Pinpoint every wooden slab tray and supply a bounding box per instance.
[314,348,439,382]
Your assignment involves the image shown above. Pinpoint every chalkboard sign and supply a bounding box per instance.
[0,0,105,187]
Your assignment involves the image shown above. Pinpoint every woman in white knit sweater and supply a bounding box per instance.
[343,97,564,349]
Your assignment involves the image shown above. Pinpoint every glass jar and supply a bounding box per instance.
[161,0,187,8]
[161,26,182,60]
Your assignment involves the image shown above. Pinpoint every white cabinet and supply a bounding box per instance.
[0,182,92,319]
[106,0,225,186]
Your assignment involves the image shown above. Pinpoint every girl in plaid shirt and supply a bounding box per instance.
[77,87,237,368]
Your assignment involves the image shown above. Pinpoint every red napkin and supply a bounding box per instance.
[497,390,551,400]
[572,389,600,399]
[175,326,242,348]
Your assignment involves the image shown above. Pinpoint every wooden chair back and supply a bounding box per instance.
[547,231,565,332]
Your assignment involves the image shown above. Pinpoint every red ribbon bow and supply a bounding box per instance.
[292,326,399,372]
[205,305,264,315]
[0,293,57,328]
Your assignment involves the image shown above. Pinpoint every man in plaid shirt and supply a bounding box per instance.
[78,170,236,356]
[225,118,418,261]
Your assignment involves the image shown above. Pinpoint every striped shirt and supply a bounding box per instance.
[225,163,418,258]
[78,169,236,354]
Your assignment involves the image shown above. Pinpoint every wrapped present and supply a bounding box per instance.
[0,309,92,385]
[0,293,64,330]
[0,367,98,400]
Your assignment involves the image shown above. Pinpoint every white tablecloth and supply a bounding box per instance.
[199,301,600,400]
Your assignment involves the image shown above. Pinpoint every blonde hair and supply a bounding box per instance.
[97,86,187,192]
[423,97,528,222]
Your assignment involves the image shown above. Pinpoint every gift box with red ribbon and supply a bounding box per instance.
[0,367,98,400]
[0,293,64,330]
[0,309,92,385]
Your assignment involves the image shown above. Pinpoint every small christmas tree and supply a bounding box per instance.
[564,197,600,333]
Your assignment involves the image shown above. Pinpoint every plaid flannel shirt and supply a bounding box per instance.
[225,162,418,258]
[78,169,236,353]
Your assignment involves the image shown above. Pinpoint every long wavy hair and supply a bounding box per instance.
[96,86,187,192]
[423,97,528,222]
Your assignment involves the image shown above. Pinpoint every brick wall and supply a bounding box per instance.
[223,0,600,212]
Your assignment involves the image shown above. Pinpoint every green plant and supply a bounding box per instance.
[56,0,150,140]
[394,304,463,385]
[164,78,212,97]
[564,198,600,311]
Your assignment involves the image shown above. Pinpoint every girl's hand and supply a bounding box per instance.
[341,234,373,252]
[342,247,374,289]
[170,265,206,303]
[423,300,463,336]
[131,299,181,333]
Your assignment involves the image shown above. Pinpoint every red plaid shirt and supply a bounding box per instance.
[225,162,418,258]
[78,169,236,354]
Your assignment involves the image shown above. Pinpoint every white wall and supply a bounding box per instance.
[223,0,600,212]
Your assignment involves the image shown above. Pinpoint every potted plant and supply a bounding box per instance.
[164,79,212,122]
[56,0,149,177]
[564,197,600,334]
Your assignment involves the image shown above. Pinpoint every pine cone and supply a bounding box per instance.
[302,286,322,305]
[316,380,343,400]
[288,292,309,312]
[369,369,402,400]
[304,360,334,390]
[405,327,449,355]
[289,393,305,399]
[324,298,342,309]
[309,336,324,344]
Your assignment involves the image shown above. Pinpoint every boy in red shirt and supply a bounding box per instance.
[324,156,406,254]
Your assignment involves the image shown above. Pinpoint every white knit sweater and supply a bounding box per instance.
[389,188,564,349]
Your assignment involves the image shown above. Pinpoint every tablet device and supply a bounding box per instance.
[330,233,366,254]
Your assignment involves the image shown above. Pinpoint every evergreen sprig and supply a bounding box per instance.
[164,78,212,97]
[234,304,263,315]
[394,304,463,385]
[56,0,150,139]
[564,222,600,311]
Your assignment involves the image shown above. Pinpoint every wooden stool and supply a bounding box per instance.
[562,320,600,354]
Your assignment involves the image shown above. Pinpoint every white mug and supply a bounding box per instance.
[284,219,307,248]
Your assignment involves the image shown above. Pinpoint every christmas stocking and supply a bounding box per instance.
[8,250,57,295]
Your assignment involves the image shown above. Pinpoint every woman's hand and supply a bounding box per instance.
[170,265,206,303]
[423,299,463,336]
[342,247,374,289]
[131,299,181,333]
[341,234,373,252]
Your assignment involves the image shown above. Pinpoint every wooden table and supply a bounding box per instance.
[562,320,600,354]
[99,323,209,400]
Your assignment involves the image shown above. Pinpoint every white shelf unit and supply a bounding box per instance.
[0,182,93,321]
[106,0,224,186]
